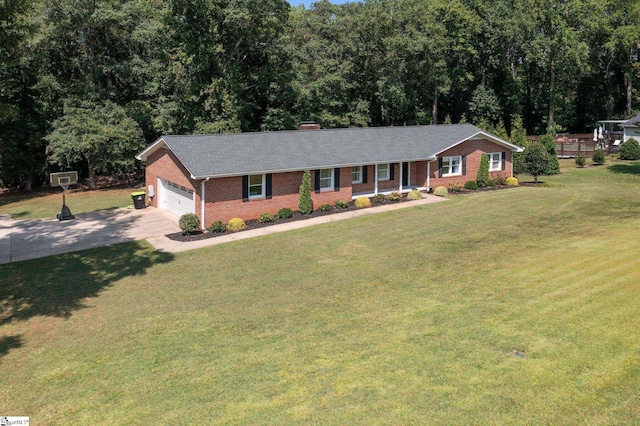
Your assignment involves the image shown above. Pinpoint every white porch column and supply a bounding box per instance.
[374,164,379,195]
[427,161,431,191]
[201,178,209,230]
[399,162,403,192]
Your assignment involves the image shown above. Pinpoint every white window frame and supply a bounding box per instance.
[248,174,265,199]
[319,168,334,191]
[442,156,462,177]
[488,152,502,171]
[351,166,363,184]
[377,163,390,181]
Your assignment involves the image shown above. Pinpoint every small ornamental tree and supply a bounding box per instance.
[476,154,490,187]
[524,142,551,184]
[619,138,640,160]
[298,170,313,214]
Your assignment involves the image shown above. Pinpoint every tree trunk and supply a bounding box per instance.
[88,157,97,190]
[548,56,556,132]
[625,72,632,117]
[432,88,438,125]
[22,178,32,192]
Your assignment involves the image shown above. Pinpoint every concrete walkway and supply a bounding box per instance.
[147,194,447,254]
[0,194,446,263]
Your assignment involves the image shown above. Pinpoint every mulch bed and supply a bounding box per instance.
[166,183,529,243]
[166,197,415,242]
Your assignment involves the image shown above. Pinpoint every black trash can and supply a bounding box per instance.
[131,191,146,209]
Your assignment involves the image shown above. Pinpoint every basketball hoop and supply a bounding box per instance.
[50,172,77,221]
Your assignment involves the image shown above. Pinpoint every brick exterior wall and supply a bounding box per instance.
[145,137,515,227]
[426,138,513,189]
[145,148,199,209]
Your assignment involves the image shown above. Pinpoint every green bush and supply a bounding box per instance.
[464,180,478,190]
[433,186,448,197]
[448,182,464,193]
[208,220,227,233]
[227,217,246,231]
[540,134,560,174]
[524,142,551,183]
[487,179,496,187]
[505,177,519,186]
[178,213,200,235]
[298,170,313,214]
[354,197,371,208]
[320,204,332,211]
[388,191,401,201]
[334,199,349,209]
[407,189,423,199]
[277,207,294,219]
[258,213,274,223]
[372,193,386,203]
[575,155,586,168]
[476,154,490,187]
[592,149,606,165]
[619,138,640,160]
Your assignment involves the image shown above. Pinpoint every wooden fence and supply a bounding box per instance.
[555,134,597,158]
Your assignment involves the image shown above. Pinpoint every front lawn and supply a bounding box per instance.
[1,160,639,424]
[0,187,136,219]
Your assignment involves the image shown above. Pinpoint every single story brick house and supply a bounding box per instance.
[136,124,523,228]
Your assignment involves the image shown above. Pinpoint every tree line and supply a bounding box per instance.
[0,0,638,190]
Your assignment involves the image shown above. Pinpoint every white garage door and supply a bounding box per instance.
[158,178,195,217]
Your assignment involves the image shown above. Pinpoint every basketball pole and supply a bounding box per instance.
[57,184,75,221]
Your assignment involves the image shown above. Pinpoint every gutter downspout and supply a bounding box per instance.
[201,178,209,230]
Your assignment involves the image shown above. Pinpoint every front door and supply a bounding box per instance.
[402,162,409,187]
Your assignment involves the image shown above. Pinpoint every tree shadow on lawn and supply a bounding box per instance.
[0,334,23,359]
[0,241,174,328]
[607,162,640,176]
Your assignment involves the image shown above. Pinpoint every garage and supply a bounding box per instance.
[158,178,195,217]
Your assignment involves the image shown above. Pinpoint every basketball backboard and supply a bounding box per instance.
[50,171,78,188]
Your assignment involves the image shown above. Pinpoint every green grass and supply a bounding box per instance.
[1,160,640,424]
[0,187,135,219]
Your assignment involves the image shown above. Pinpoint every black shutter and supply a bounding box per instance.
[334,168,340,191]
[438,158,443,178]
[314,170,320,193]
[242,175,249,202]
[390,163,395,181]
[266,174,272,199]
[362,165,368,183]
[502,152,506,171]
[462,155,467,175]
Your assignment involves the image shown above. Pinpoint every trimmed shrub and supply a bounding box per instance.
[487,179,496,187]
[433,186,448,197]
[258,213,274,223]
[179,213,200,235]
[277,207,294,219]
[464,180,478,190]
[298,170,313,214]
[505,177,519,186]
[540,134,560,174]
[592,149,606,165]
[227,217,246,231]
[407,189,423,199]
[208,220,227,233]
[388,191,401,201]
[448,182,464,193]
[334,199,349,209]
[476,154,490,187]
[619,138,640,160]
[575,155,585,168]
[354,197,371,208]
[493,174,508,185]
[320,204,332,211]
[372,193,386,203]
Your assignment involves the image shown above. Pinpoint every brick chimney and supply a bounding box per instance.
[299,122,321,131]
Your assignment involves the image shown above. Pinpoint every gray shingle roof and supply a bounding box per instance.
[622,112,640,127]
[138,124,521,179]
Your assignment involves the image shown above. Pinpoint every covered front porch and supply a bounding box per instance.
[350,160,434,199]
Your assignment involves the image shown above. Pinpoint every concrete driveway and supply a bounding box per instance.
[0,207,180,264]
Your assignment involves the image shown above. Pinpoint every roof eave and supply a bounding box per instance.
[136,137,167,161]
